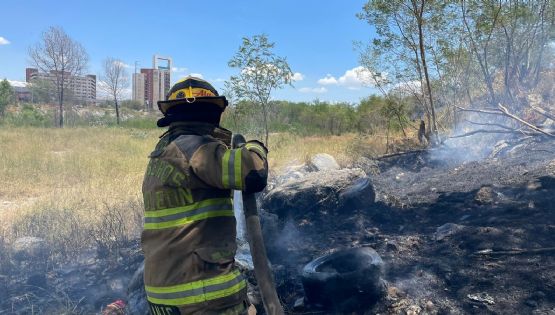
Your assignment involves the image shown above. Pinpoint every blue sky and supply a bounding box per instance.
[0,0,379,103]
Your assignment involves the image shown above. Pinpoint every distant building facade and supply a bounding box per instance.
[132,55,172,110]
[25,68,96,104]
[8,80,32,103]
[132,72,145,104]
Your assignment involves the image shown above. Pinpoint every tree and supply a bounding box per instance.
[358,0,459,141]
[0,79,14,117]
[28,78,56,104]
[100,57,129,124]
[460,0,555,106]
[29,26,88,127]
[228,34,293,144]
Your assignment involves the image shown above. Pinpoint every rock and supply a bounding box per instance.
[467,292,495,305]
[425,300,435,312]
[475,186,494,205]
[273,165,307,187]
[434,223,465,241]
[406,304,422,315]
[11,237,48,261]
[263,168,369,220]
[307,153,340,172]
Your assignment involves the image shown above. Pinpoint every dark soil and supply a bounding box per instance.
[265,137,555,314]
[1,136,554,314]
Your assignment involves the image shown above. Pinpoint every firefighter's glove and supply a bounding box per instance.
[244,140,268,159]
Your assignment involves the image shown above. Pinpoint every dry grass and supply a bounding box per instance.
[0,127,157,260]
[0,126,411,261]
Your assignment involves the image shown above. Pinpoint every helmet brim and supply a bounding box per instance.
[157,96,228,115]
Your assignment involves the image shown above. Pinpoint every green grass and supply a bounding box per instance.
[0,125,412,263]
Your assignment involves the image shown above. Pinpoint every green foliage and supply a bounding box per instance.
[121,99,144,110]
[2,104,54,127]
[228,34,293,143]
[1,104,159,129]
[220,95,415,137]
[28,79,56,104]
[120,116,158,129]
[0,79,14,117]
[358,0,555,132]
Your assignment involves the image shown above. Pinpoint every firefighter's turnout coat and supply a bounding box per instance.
[141,122,268,314]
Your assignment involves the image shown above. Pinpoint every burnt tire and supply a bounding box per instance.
[339,176,376,210]
[301,247,385,312]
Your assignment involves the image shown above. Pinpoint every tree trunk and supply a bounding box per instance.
[262,103,269,145]
[415,0,438,135]
[115,98,120,124]
[59,73,64,128]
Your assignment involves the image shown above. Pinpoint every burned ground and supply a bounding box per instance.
[263,137,555,314]
[1,137,554,314]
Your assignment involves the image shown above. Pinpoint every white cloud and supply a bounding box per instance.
[291,72,304,81]
[172,67,188,73]
[299,87,328,94]
[113,60,131,68]
[317,67,380,90]
[318,74,338,85]
[7,80,27,88]
[0,37,10,45]
[189,73,204,79]
[337,66,376,89]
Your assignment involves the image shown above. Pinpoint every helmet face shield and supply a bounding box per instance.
[158,76,228,115]
[158,96,228,115]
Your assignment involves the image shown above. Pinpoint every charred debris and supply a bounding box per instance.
[2,131,555,314]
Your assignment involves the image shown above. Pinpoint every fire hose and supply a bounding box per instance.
[232,134,284,315]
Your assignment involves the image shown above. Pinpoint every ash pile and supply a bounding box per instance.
[259,138,555,314]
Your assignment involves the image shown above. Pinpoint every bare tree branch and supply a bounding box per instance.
[498,104,555,137]
[28,26,88,127]
[449,129,520,138]
[100,57,129,124]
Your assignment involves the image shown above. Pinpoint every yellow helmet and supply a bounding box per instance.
[157,76,228,115]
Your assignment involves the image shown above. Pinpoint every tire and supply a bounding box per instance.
[301,247,385,312]
[339,177,376,210]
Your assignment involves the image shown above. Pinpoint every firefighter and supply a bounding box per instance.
[141,76,268,315]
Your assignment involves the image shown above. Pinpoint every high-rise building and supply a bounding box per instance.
[135,55,173,110]
[25,68,96,104]
[132,72,145,105]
